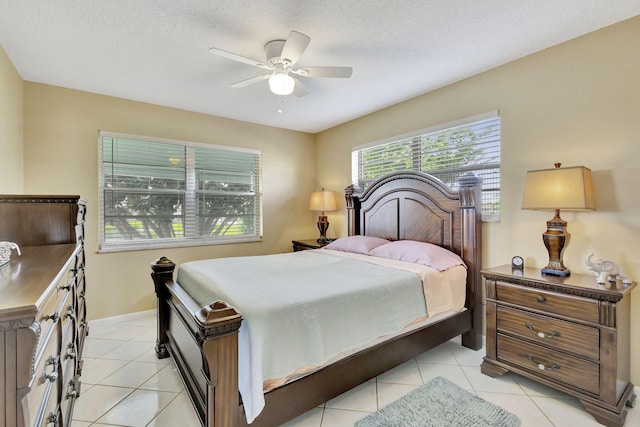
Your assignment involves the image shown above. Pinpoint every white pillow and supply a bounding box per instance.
[323,235,390,255]
[369,240,466,271]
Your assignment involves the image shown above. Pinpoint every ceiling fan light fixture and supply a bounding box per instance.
[269,72,295,95]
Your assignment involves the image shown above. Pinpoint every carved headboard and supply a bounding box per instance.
[345,171,482,306]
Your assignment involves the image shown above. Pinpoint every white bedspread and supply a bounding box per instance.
[176,249,465,423]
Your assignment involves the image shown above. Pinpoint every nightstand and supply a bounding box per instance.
[481,265,636,427]
[292,239,331,251]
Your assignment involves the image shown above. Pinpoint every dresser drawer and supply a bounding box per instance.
[497,334,599,394]
[36,271,75,357]
[36,392,59,427]
[59,351,79,426]
[497,306,599,360]
[496,282,599,323]
[25,351,60,427]
[61,308,78,372]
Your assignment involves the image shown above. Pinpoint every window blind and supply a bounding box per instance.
[352,114,500,220]
[99,132,262,252]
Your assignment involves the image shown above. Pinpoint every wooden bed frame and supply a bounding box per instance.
[150,171,483,427]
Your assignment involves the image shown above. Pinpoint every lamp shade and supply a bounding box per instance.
[309,189,337,213]
[522,166,596,211]
[268,72,295,95]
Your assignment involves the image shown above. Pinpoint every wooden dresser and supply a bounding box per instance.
[481,265,636,427]
[0,195,87,427]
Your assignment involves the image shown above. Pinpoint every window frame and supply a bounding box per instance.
[98,131,262,253]
[351,112,500,221]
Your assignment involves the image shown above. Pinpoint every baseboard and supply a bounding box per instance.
[89,309,155,327]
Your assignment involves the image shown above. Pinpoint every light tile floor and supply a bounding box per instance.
[72,310,639,427]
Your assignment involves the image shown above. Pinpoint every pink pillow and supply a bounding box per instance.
[368,240,466,271]
[323,236,389,255]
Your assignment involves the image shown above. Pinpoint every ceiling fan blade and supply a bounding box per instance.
[280,31,310,66]
[293,78,309,97]
[230,74,270,88]
[209,48,271,70]
[293,66,353,78]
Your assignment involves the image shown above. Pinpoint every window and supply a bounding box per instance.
[352,113,500,220]
[98,132,262,252]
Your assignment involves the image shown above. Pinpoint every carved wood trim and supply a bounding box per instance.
[485,279,496,300]
[481,274,624,303]
[599,301,616,327]
[196,302,243,339]
[0,317,36,331]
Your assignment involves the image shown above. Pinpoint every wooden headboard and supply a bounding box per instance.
[345,171,483,348]
[346,170,481,251]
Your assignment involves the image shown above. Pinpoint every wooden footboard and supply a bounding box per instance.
[151,257,243,426]
[150,171,483,427]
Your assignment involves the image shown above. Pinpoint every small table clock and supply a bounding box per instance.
[511,256,524,269]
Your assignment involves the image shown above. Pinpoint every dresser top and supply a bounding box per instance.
[0,244,79,315]
[482,264,636,302]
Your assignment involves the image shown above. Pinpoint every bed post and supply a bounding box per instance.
[151,256,175,359]
[345,184,361,236]
[457,173,483,350]
[196,303,243,427]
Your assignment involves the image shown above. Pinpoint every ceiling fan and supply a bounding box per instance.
[209,31,353,97]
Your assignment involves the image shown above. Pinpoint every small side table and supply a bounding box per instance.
[292,239,331,251]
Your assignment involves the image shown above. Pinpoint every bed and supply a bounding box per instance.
[150,170,483,427]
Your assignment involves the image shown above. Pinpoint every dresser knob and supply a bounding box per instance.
[536,296,545,303]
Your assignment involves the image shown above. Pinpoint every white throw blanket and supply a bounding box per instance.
[176,250,463,423]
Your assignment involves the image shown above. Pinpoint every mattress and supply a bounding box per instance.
[176,249,466,422]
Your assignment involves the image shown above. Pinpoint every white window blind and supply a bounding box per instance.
[352,113,500,220]
[98,132,262,252]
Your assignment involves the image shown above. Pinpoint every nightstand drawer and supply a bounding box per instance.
[496,282,599,323]
[497,306,599,360]
[498,334,599,394]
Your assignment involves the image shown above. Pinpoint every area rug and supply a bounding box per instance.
[355,376,521,427]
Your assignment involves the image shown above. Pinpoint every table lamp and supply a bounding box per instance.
[309,189,337,243]
[521,163,595,276]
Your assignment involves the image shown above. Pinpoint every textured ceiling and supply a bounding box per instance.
[1,1,638,133]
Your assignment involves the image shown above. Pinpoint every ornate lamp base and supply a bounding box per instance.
[317,215,330,243]
[541,212,571,276]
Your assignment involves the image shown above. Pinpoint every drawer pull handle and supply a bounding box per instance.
[43,312,60,322]
[65,305,76,321]
[525,323,560,339]
[536,296,545,303]
[46,412,58,425]
[43,370,58,383]
[43,355,59,382]
[67,381,78,399]
[525,354,560,371]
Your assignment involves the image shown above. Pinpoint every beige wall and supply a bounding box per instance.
[22,83,316,320]
[0,44,23,192]
[316,17,640,383]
